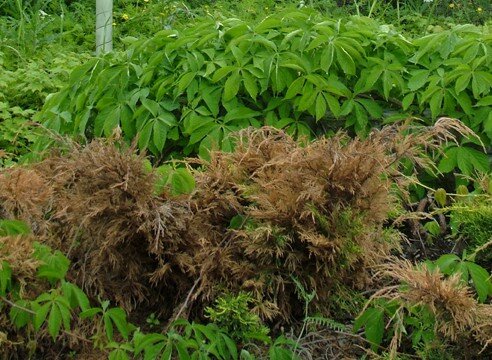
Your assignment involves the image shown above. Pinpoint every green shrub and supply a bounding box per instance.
[0,102,37,167]
[38,10,491,176]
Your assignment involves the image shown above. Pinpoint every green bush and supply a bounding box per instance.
[37,10,491,173]
[0,102,37,167]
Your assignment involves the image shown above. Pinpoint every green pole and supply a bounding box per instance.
[96,0,113,54]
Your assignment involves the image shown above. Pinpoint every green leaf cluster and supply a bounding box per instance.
[205,292,270,344]
[355,254,492,356]
[38,11,491,174]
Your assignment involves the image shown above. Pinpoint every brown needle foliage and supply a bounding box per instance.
[374,260,492,354]
[0,141,196,314]
[0,235,40,298]
[0,168,52,233]
[0,118,474,326]
[188,119,469,322]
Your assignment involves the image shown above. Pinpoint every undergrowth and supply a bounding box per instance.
[1,120,488,358]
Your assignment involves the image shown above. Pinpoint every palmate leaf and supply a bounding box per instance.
[33,242,70,284]
[456,147,490,176]
[48,303,62,340]
[223,71,241,102]
[107,307,131,340]
[61,281,90,311]
[133,332,167,355]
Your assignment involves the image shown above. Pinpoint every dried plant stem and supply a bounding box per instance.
[1,295,35,315]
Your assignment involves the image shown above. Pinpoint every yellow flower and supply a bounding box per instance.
[122,13,129,21]
[448,3,455,8]
[477,7,483,12]
[112,22,116,26]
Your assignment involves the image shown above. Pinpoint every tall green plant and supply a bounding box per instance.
[37,10,491,174]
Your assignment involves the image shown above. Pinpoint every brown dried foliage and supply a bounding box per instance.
[189,120,466,322]
[0,141,196,314]
[39,141,195,311]
[0,235,43,358]
[0,119,473,325]
[0,168,52,232]
[0,235,40,296]
[374,260,492,353]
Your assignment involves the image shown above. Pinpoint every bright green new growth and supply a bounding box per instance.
[451,200,492,260]
[205,292,270,343]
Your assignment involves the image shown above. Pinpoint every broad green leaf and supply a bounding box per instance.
[109,349,130,360]
[435,254,460,274]
[177,73,196,94]
[285,78,305,100]
[476,96,492,107]
[62,282,90,311]
[438,147,458,173]
[80,307,103,319]
[315,94,327,121]
[354,307,384,351]
[242,71,258,100]
[336,47,355,75]
[212,66,236,83]
[455,73,471,93]
[324,94,341,117]
[467,262,491,303]
[107,307,130,340]
[224,107,260,122]
[357,98,383,118]
[223,71,241,102]
[48,303,62,339]
[138,122,153,151]
[153,120,168,152]
[171,168,195,196]
[401,93,415,111]
[9,300,31,328]
[0,220,30,236]
[408,70,429,91]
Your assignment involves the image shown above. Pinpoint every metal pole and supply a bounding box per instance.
[96,0,113,54]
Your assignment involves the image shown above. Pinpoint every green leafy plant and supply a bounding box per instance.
[37,10,491,175]
[429,253,492,303]
[205,292,270,344]
[355,257,492,357]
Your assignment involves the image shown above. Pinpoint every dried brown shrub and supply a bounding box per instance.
[0,168,52,232]
[0,235,45,358]
[374,260,492,354]
[42,141,197,312]
[0,141,196,314]
[0,235,40,297]
[188,120,465,322]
